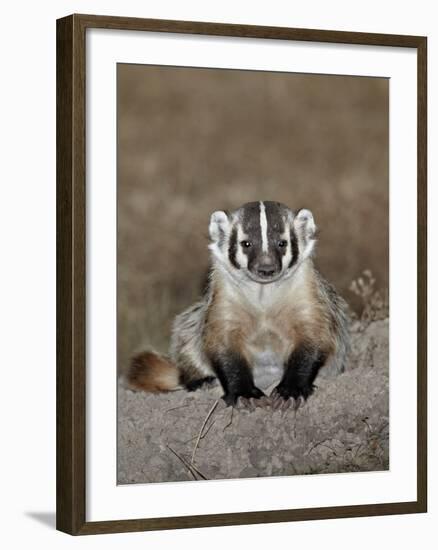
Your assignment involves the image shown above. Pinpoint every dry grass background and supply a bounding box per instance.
[117,64,388,372]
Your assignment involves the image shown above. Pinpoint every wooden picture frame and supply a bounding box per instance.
[56,13,427,535]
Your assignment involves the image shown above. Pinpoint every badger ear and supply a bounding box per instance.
[294,208,316,237]
[209,211,230,244]
[294,209,317,258]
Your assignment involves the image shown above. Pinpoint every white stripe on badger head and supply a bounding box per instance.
[236,224,249,269]
[259,201,269,253]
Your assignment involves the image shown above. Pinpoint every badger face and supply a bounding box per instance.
[209,201,317,284]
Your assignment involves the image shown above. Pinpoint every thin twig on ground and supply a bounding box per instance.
[223,406,234,431]
[164,404,190,413]
[292,408,298,439]
[166,444,208,481]
[188,462,208,480]
[305,438,335,456]
[362,417,372,432]
[191,399,219,465]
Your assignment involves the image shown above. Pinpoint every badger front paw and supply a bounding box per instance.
[223,386,265,407]
[271,383,315,409]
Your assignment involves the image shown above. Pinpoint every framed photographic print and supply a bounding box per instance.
[56,14,427,535]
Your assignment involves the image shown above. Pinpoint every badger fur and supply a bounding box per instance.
[127,201,350,406]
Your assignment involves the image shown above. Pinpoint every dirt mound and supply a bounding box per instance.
[117,318,389,484]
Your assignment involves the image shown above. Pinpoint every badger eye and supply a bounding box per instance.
[240,240,252,248]
[278,240,288,248]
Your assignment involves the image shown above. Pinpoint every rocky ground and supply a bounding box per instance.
[117,317,389,484]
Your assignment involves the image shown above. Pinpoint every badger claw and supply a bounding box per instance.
[270,387,303,410]
[235,396,255,411]
[222,387,265,408]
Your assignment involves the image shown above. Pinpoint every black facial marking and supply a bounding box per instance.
[264,201,286,245]
[228,226,240,269]
[209,351,265,406]
[239,202,263,272]
[241,203,263,242]
[263,202,289,274]
[273,345,327,401]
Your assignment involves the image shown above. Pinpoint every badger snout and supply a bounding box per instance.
[253,255,280,280]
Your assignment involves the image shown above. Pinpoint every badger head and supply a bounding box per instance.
[209,201,316,284]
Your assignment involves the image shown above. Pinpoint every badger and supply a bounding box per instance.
[127,201,350,406]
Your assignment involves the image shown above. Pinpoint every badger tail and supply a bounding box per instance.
[126,350,180,392]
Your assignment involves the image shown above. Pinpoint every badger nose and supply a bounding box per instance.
[258,267,275,277]
[256,256,277,278]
